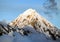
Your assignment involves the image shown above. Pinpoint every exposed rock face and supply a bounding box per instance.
[9,9,60,40]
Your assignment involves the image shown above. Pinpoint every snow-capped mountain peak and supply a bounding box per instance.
[10,9,53,28]
[0,9,60,42]
[9,9,60,40]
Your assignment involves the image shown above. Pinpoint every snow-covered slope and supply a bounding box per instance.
[0,9,60,42]
[0,25,60,42]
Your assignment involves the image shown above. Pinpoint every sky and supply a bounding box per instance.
[0,0,60,28]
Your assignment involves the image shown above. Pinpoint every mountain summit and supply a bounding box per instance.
[9,9,60,40]
[10,9,54,28]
